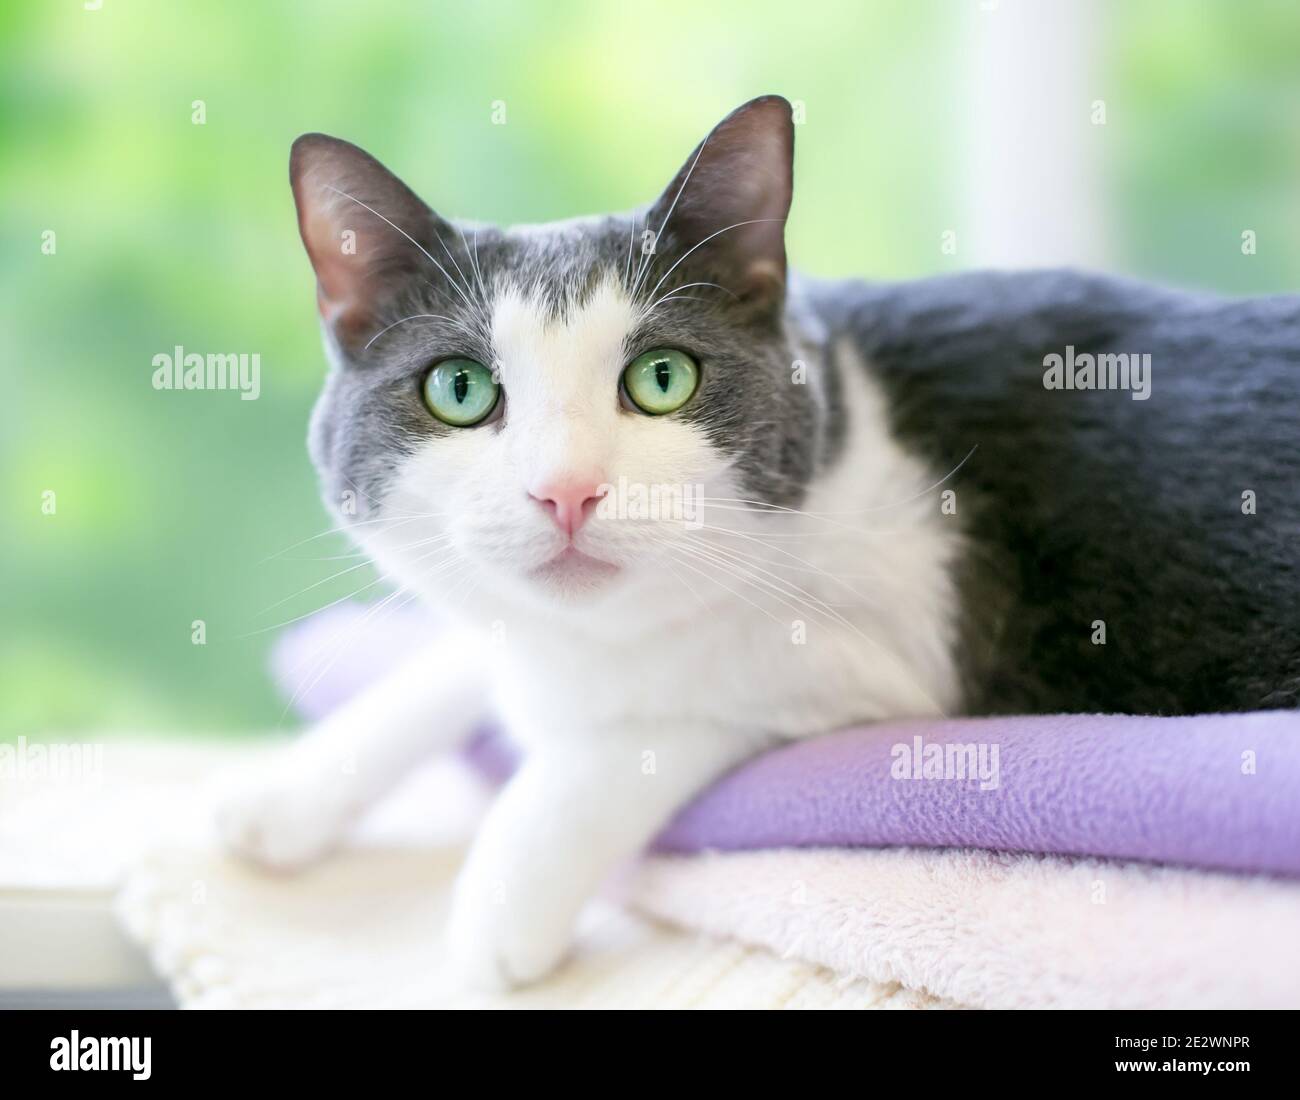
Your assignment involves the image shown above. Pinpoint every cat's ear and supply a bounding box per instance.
[645,96,794,308]
[290,134,452,354]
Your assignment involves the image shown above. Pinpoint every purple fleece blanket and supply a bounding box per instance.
[274,604,1300,878]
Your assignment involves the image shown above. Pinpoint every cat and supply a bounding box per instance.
[218,95,1300,989]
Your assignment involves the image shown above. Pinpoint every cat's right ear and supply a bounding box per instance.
[643,96,795,310]
[290,134,450,354]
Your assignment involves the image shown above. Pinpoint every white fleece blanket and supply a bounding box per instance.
[630,848,1300,1009]
[8,739,1298,1008]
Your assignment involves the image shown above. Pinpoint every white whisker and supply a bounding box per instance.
[643,218,785,306]
[631,136,709,303]
[364,313,449,351]
[322,184,476,312]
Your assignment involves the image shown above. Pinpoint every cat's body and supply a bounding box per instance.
[809,270,1300,715]
[219,97,1299,989]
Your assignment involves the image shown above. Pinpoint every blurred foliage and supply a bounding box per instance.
[1111,0,1300,292]
[1,1,1297,736]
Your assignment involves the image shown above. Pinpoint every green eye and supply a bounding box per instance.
[622,348,700,415]
[422,358,499,426]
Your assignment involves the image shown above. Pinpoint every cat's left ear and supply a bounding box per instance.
[644,95,794,308]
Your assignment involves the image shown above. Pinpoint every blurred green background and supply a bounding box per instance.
[3,0,1299,737]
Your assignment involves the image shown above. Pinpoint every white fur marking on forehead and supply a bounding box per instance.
[489,275,639,398]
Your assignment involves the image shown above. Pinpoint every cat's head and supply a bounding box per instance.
[291,96,821,617]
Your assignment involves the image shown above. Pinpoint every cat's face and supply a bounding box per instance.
[291,97,820,616]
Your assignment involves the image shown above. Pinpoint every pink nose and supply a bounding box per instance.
[530,478,606,537]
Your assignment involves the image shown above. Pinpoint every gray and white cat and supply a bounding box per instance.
[219,96,1300,989]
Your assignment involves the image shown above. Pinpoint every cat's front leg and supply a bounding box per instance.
[217,630,490,870]
[444,728,754,990]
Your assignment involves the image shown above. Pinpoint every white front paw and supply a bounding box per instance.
[444,877,573,992]
[215,770,353,872]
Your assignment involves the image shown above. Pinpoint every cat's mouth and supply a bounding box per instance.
[530,546,621,587]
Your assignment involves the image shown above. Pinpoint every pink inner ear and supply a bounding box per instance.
[300,205,361,324]
[290,133,448,350]
[739,257,785,303]
[294,169,362,328]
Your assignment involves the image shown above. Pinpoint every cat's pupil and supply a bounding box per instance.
[453,369,469,404]
[655,360,671,392]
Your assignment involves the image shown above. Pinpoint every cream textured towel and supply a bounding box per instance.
[115,846,947,1009]
[2,738,945,1008]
